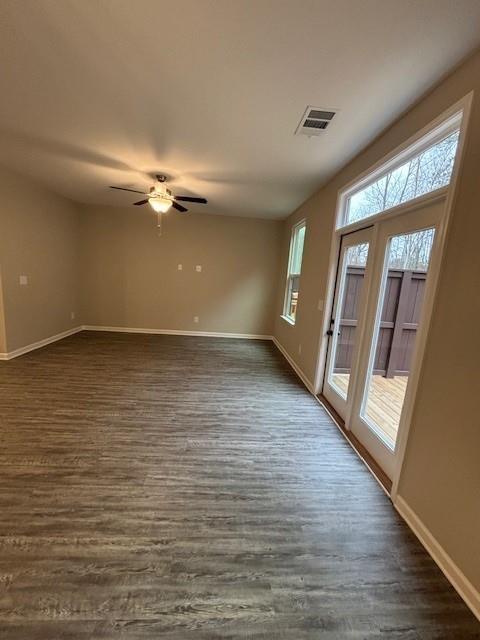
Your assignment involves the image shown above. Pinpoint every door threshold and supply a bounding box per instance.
[316,394,393,496]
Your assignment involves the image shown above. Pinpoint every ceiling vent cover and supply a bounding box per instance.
[295,106,336,136]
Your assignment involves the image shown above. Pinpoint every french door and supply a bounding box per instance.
[323,199,444,480]
[323,226,374,416]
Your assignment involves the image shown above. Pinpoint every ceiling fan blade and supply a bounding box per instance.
[174,196,208,204]
[110,186,147,195]
[172,201,188,213]
[134,199,149,206]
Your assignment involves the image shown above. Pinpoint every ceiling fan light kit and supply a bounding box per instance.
[148,196,172,213]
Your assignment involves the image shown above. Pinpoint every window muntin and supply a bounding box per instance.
[343,129,460,227]
[283,221,306,323]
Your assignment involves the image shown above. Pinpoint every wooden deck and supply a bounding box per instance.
[332,373,408,444]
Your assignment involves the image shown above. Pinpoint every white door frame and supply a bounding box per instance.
[322,225,375,418]
[313,92,473,498]
[348,200,444,479]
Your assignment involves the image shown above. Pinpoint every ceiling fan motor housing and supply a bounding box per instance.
[151,182,171,198]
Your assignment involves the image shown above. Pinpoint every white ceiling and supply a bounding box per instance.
[1,0,480,219]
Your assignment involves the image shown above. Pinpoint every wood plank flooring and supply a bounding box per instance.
[0,331,478,639]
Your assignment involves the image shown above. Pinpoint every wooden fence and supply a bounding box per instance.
[334,266,427,378]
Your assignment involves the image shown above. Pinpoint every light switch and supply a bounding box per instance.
[177,264,183,271]
[19,275,28,286]
[195,265,202,272]
[318,298,324,311]
[193,316,199,323]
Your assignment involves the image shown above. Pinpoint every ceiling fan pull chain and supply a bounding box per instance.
[157,212,162,236]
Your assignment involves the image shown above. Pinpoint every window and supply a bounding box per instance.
[341,117,461,228]
[283,221,306,323]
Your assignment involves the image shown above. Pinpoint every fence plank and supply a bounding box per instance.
[385,270,412,378]
[333,267,427,378]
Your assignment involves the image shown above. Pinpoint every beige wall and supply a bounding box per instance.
[0,168,81,353]
[79,205,281,337]
[273,49,480,591]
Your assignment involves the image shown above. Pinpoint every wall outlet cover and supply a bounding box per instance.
[19,275,28,286]
[195,265,202,272]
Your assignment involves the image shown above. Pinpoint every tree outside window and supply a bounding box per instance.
[283,221,306,322]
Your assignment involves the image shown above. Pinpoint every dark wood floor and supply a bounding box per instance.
[0,332,478,639]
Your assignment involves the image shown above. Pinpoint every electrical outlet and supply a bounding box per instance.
[71,311,76,320]
[19,275,28,286]
[177,264,183,271]
[195,265,202,272]
[298,343,302,355]
[193,316,199,323]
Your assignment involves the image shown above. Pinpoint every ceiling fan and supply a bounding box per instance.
[109,175,207,213]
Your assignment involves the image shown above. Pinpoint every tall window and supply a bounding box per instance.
[341,116,461,227]
[283,220,306,323]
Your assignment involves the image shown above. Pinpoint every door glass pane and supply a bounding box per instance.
[329,242,369,399]
[361,228,435,448]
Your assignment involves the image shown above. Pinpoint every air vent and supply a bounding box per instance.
[304,119,329,130]
[307,109,335,121]
[295,106,337,136]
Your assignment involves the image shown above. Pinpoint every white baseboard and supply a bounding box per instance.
[395,495,480,621]
[272,336,314,393]
[0,324,273,361]
[82,325,273,341]
[0,326,83,361]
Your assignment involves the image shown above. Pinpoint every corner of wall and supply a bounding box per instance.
[0,266,7,354]
[395,495,480,621]
[0,167,85,353]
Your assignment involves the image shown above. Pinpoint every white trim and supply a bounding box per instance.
[0,325,274,361]
[395,495,480,622]
[0,326,83,361]
[391,91,474,498]
[280,314,296,326]
[82,325,272,341]
[322,225,375,417]
[337,187,448,237]
[347,203,445,479]
[282,218,306,320]
[272,336,314,393]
